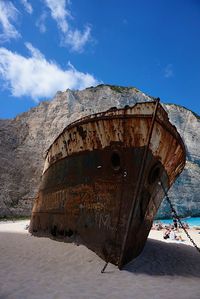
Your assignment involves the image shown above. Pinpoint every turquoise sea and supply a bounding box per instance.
[156,217,200,227]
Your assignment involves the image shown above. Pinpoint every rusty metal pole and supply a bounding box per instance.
[101,108,128,273]
[101,261,109,273]
[118,98,160,269]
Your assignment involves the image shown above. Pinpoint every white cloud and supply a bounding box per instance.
[164,64,174,78]
[36,12,47,33]
[20,0,33,14]
[66,26,91,52]
[0,1,21,43]
[43,0,92,52]
[44,0,70,33]
[0,43,100,101]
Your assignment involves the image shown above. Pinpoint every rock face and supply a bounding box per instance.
[156,104,200,218]
[0,84,199,218]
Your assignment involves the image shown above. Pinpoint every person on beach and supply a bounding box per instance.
[156,221,163,230]
[169,229,178,240]
[172,215,178,230]
[183,222,189,229]
[163,228,171,239]
[152,222,163,230]
[169,228,184,241]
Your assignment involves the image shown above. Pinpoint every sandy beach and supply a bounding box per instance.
[0,220,200,299]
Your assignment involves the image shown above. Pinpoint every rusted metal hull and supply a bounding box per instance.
[30,101,186,268]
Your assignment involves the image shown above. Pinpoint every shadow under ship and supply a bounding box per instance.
[30,99,186,268]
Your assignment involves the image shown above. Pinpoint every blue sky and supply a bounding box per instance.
[0,0,200,118]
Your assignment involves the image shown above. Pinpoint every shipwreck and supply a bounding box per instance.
[30,99,186,268]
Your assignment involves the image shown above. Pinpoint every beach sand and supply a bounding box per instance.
[0,220,200,299]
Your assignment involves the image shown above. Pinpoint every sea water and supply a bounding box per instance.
[156,217,200,227]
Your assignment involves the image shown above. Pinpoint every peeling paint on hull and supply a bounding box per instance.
[30,101,186,268]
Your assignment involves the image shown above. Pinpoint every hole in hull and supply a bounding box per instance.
[148,164,161,184]
[111,151,121,171]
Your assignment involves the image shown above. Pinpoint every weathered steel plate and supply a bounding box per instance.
[30,101,186,267]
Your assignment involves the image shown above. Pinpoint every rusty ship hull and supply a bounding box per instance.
[30,100,186,268]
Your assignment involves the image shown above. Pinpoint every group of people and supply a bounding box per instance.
[153,215,189,242]
[163,227,184,241]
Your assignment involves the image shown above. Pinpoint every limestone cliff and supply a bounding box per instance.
[0,85,199,218]
[157,104,200,218]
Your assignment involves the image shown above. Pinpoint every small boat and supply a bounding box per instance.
[29,99,186,268]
